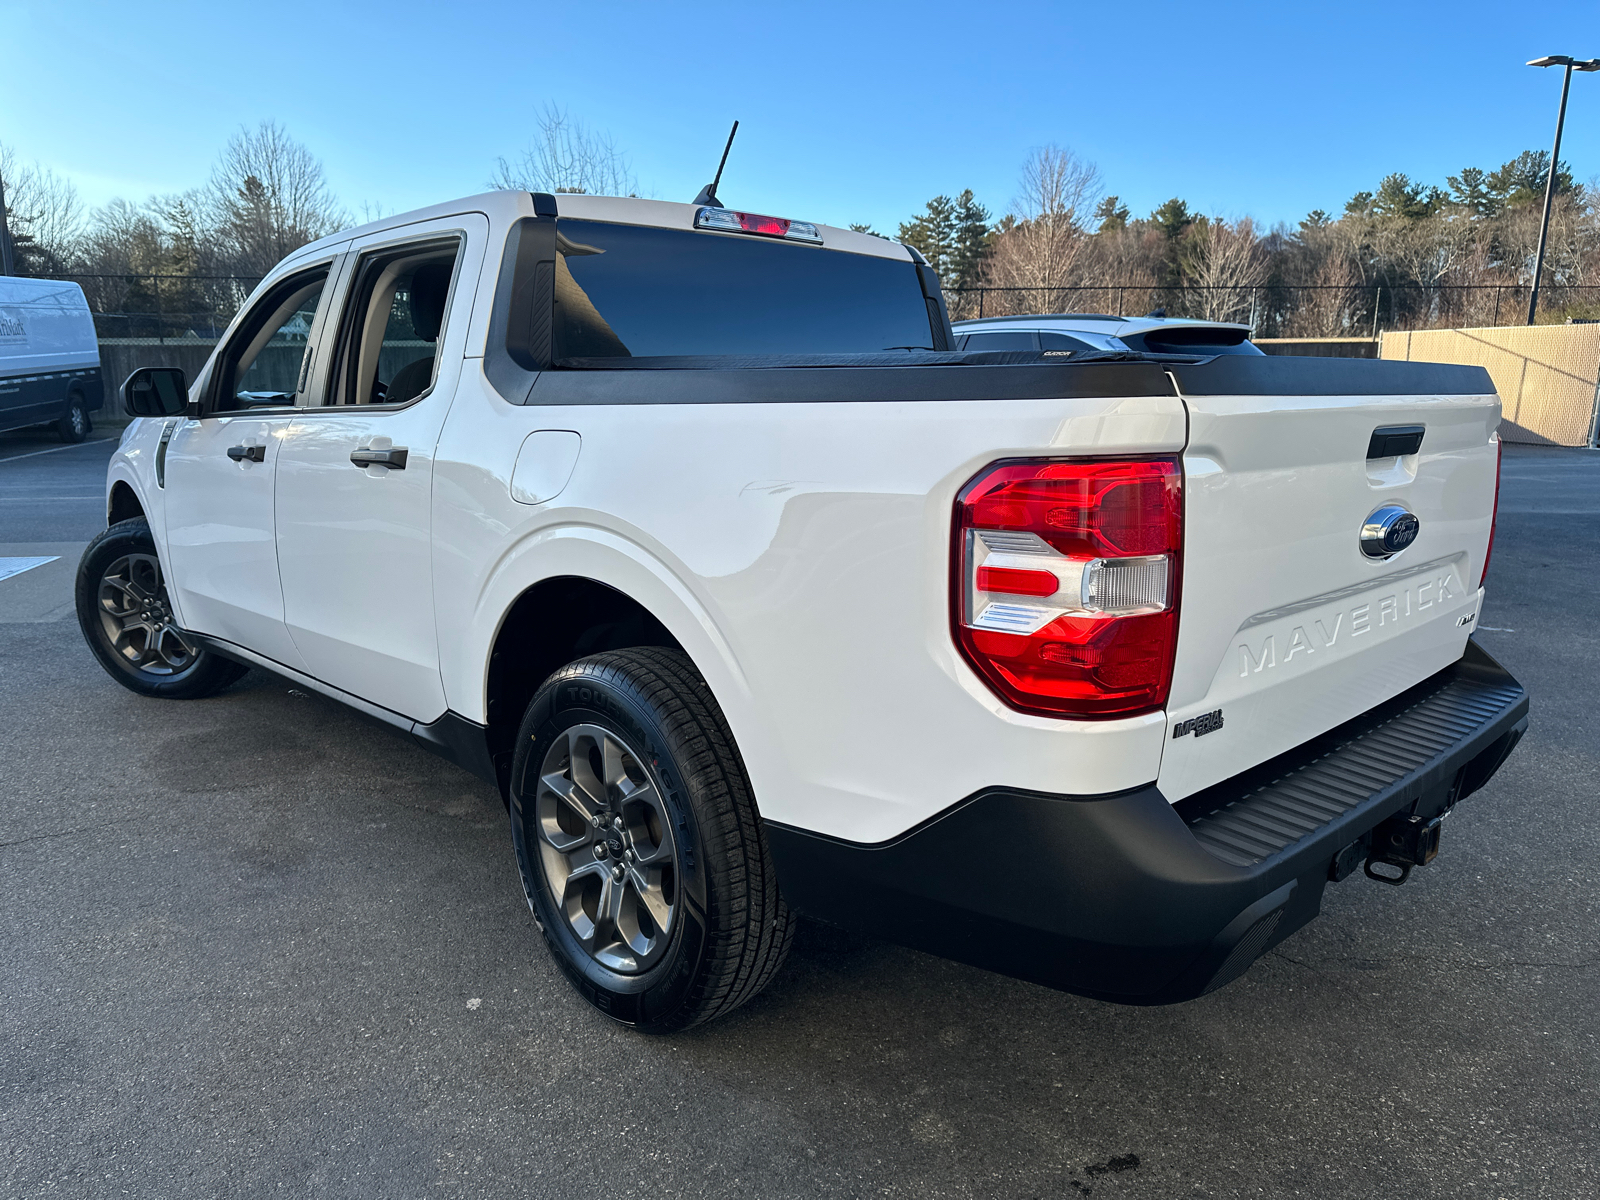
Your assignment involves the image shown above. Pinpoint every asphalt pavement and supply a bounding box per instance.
[1,432,1595,1199]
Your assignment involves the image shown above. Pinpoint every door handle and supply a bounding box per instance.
[350,446,408,469]
[226,444,265,463]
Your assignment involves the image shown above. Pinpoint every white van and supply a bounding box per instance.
[0,276,104,441]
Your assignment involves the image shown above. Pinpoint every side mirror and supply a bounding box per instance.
[122,367,190,417]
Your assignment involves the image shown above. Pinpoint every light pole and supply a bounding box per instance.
[0,171,14,277]
[1525,55,1600,325]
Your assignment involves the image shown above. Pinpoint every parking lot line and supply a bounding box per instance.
[0,556,60,583]
[0,435,120,466]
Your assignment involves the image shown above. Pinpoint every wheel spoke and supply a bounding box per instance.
[99,576,139,617]
[565,727,612,813]
[152,624,194,670]
[540,770,602,827]
[619,777,673,865]
[601,869,627,928]
[629,834,673,866]
[599,733,631,789]
[530,721,682,976]
[559,858,610,951]
[563,857,609,891]
[627,864,673,932]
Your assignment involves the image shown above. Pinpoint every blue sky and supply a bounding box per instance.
[5,0,1599,235]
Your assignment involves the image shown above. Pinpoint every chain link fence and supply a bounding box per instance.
[943,283,1600,334]
[68,273,1600,344]
[65,273,262,343]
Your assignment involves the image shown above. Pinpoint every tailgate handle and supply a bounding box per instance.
[1367,425,1425,459]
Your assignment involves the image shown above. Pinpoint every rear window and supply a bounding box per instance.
[554,219,936,360]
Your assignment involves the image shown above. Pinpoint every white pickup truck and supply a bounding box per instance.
[80,191,1527,1031]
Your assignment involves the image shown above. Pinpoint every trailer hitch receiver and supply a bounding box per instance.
[1364,812,1444,885]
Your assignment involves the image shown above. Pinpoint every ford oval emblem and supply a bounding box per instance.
[1360,505,1420,559]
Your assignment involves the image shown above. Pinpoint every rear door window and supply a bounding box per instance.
[958,331,1038,352]
[325,237,462,406]
[553,220,936,360]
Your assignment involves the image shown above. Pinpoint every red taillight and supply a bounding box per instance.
[953,458,1183,719]
[1480,437,1502,587]
[743,214,789,237]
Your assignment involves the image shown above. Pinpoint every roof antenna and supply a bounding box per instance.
[692,120,739,207]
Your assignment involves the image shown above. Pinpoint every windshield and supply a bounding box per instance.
[553,219,936,360]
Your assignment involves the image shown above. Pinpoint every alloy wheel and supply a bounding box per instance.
[96,553,197,675]
[534,723,679,973]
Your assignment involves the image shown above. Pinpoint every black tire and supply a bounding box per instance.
[509,648,793,1032]
[75,518,248,699]
[57,390,89,443]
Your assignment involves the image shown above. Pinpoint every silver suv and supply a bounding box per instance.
[952,312,1264,357]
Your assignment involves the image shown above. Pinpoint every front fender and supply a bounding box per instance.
[105,419,165,540]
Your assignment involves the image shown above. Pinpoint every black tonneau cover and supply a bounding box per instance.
[515,352,1496,407]
[1169,355,1493,397]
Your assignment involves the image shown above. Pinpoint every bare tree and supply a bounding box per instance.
[490,104,638,197]
[980,146,1101,312]
[1185,217,1268,323]
[209,121,346,277]
[1283,243,1362,337]
[1077,223,1166,316]
[0,143,84,274]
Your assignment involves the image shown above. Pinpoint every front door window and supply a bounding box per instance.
[217,270,330,411]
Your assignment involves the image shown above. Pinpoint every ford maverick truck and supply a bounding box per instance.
[81,191,1527,1030]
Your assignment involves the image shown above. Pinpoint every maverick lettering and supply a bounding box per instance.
[1239,573,1460,678]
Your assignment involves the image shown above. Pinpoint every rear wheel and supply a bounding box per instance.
[75,519,248,699]
[57,390,89,443]
[509,648,792,1032]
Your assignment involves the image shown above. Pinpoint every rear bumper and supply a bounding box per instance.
[765,639,1528,1004]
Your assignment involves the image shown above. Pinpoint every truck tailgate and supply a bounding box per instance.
[1159,358,1500,802]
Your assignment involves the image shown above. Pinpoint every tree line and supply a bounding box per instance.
[887,145,1595,333]
[2,123,348,336]
[3,116,1592,338]
[0,107,647,337]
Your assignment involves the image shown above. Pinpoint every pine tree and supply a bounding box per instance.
[1446,167,1493,217]
[1486,150,1572,209]
[1094,195,1130,232]
[1151,198,1195,240]
[1371,173,1440,220]
[897,195,958,281]
[949,189,992,291]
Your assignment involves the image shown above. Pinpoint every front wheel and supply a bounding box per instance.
[75,519,248,699]
[509,648,792,1032]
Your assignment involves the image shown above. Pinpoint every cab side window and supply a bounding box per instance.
[326,238,461,406]
[214,268,330,411]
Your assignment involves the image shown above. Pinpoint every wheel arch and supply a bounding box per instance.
[483,575,686,791]
[108,479,145,527]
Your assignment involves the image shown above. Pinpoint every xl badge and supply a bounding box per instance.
[1360,505,1420,560]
